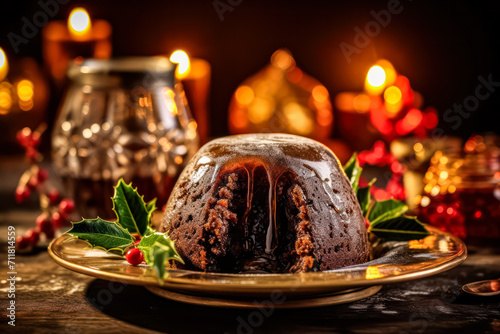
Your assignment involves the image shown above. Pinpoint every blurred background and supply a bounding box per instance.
[1,0,499,247]
[1,0,499,140]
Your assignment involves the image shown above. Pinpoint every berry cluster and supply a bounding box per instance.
[17,199,75,251]
[15,125,76,252]
[16,126,42,164]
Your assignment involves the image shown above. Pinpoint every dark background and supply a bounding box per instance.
[1,0,499,140]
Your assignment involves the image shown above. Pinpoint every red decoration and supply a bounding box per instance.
[357,141,406,201]
[15,125,74,253]
[126,248,144,265]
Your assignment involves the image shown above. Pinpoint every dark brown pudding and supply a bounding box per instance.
[161,134,369,273]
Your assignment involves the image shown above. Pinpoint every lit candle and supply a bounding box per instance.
[365,60,396,96]
[170,50,211,144]
[336,59,435,149]
[68,8,92,40]
[42,7,111,85]
[170,50,190,79]
[0,48,8,82]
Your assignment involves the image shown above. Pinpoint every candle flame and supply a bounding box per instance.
[365,60,397,95]
[170,50,191,79]
[0,48,8,82]
[366,65,386,88]
[68,8,92,38]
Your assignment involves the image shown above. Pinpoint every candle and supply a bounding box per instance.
[42,7,111,86]
[0,48,8,82]
[336,59,436,149]
[170,50,211,144]
[67,8,92,39]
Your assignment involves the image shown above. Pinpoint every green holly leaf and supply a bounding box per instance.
[342,153,429,242]
[367,198,408,225]
[343,153,363,193]
[144,226,155,237]
[369,216,430,241]
[147,243,174,283]
[112,179,149,236]
[137,232,184,283]
[146,198,157,226]
[357,178,376,217]
[65,218,134,255]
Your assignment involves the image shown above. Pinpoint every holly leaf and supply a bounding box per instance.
[357,178,376,217]
[367,198,408,225]
[147,243,175,284]
[112,179,149,236]
[369,216,430,241]
[146,198,157,226]
[137,232,184,283]
[65,218,134,254]
[144,226,155,237]
[343,153,363,193]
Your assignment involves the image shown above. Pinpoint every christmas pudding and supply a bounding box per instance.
[161,134,369,273]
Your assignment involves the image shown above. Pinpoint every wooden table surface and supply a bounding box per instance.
[1,156,500,334]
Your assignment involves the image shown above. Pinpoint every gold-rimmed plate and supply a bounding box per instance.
[49,226,466,307]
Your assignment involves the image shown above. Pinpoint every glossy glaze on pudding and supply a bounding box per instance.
[161,134,369,273]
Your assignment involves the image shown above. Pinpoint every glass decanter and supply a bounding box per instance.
[52,57,199,218]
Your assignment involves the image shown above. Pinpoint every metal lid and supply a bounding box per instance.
[67,57,177,87]
[68,57,175,77]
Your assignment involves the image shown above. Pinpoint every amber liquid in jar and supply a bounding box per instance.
[63,176,177,219]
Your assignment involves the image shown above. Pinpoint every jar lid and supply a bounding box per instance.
[67,57,176,88]
[68,57,175,78]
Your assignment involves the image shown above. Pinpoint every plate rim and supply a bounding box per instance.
[145,285,384,308]
[48,225,468,292]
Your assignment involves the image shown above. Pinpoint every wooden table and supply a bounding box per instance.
[1,156,500,333]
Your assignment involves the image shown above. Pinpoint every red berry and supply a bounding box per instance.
[25,228,40,246]
[59,199,75,217]
[16,235,31,250]
[364,217,370,228]
[37,168,49,183]
[26,146,38,160]
[15,185,31,203]
[30,132,41,147]
[51,212,65,229]
[16,128,32,147]
[36,213,52,232]
[48,190,59,204]
[126,248,144,265]
[27,175,39,189]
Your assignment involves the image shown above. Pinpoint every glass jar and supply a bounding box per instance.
[390,136,462,209]
[52,57,199,218]
[416,135,500,247]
